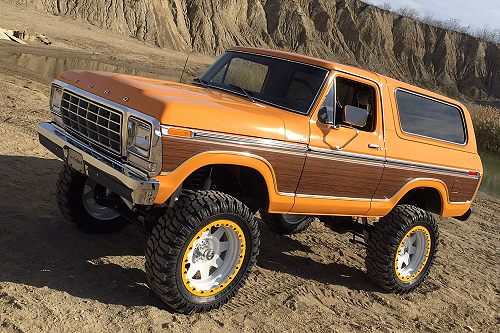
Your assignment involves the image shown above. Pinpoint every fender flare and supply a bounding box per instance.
[370,178,468,217]
[153,151,293,212]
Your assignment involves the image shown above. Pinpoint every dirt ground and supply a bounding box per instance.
[0,2,499,333]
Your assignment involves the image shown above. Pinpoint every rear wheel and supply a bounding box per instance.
[366,204,438,294]
[145,190,259,313]
[259,210,314,234]
[56,165,128,233]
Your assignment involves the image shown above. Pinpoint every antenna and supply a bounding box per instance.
[179,53,190,83]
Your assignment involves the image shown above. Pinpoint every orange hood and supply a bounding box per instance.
[58,70,287,141]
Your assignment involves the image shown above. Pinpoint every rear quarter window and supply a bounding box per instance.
[395,90,467,145]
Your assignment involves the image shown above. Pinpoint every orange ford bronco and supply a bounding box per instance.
[38,47,482,313]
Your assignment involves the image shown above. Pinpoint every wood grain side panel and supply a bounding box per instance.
[161,136,305,194]
[296,154,384,198]
[374,164,479,203]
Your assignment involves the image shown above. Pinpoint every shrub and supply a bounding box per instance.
[468,104,500,153]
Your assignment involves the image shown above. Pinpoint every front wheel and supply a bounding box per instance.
[366,204,439,294]
[259,210,314,234]
[145,190,259,313]
[56,165,128,233]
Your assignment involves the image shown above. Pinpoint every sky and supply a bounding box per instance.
[370,0,500,31]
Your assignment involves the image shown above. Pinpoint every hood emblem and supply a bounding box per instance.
[104,90,109,95]
[88,84,93,88]
[74,79,79,83]
[123,97,129,102]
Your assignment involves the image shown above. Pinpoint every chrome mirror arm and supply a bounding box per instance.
[333,125,359,151]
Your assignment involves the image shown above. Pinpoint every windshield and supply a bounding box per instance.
[199,51,329,114]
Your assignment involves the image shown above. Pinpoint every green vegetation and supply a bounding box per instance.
[468,104,500,153]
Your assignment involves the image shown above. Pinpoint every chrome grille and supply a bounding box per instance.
[60,90,122,154]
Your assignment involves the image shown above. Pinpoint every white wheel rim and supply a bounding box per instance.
[82,179,120,220]
[182,220,245,296]
[281,214,307,224]
[395,226,431,281]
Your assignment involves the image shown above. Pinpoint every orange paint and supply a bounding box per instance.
[57,46,482,218]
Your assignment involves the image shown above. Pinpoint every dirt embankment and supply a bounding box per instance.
[18,0,500,100]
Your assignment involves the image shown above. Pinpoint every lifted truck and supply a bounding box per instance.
[38,47,482,313]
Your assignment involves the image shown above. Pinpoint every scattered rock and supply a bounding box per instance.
[36,34,51,45]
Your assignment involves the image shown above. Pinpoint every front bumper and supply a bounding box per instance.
[38,122,159,205]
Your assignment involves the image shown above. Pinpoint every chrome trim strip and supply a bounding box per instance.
[295,193,372,202]
[162,126,308,154]
[231,50,330,72]
[38,122,159,205]
[333,67,383,89]
[394,88,468,146]
[311,146,473,176]
[159,150,296,197]
[385,158,471,176]
[308,147,386,163]
[297,177,471,205]
[202,50,330,116]
[54,79,163,177]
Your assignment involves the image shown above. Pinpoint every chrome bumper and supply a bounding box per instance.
[38,122,159,205]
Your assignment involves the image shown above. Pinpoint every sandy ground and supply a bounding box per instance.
[0,2,499,332]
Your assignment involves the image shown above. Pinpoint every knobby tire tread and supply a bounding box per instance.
[259,210,314,234]
[145,190,260,313]
[365,204,439,294]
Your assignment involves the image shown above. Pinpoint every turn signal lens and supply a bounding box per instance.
[468,171,478,176]
[167,128,193,138]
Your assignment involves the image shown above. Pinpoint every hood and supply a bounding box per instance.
[58,70,288,141]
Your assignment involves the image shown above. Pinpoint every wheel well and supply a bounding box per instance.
[182,164,270,213]
[397,187,442,215]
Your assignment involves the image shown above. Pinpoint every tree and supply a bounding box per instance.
[380,2,392,11]
[396,5,419,20]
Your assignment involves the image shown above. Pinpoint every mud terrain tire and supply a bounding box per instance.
[145,190,260,313]
[366,204,439,294]
[259,211,314,234]
[56,165,128,233]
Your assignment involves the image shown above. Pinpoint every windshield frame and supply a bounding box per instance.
[199,50,330,115]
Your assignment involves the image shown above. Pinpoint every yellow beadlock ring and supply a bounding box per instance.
[181,220,246,297]
[394,226,431,282]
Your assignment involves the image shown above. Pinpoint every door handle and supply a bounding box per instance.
[368,144,381,150]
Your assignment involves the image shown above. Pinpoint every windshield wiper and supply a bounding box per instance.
[193,77,209,88]
[228,84,255,103]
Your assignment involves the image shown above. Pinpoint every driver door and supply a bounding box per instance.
[291,72,386,216]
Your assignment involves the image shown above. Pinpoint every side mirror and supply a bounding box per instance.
[318,106,334,125]
[343,105,368,127]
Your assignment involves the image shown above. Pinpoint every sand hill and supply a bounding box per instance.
[21,0,500,100]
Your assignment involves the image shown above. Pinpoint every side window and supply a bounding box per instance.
[395,90,466,144]
[336,77,376,132]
